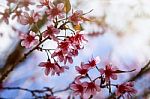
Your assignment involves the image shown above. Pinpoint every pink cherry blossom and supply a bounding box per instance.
[69,32,88,46]
[51,33,87,64]
[64,55,73,64]
[39,60,68,76]
[99,64,118,82]
[74,33,88,43]
[51,49,73,64]
[58,41,70,54]
[51,50,64,62]
[46,3,64,19]
[70,81,85,97]
[83,82,101,96]
[67,32,87,51]
[12,10,22,22]
[85,56,100,69]
[75,62,89,76]
[43,25,60,40]
[20,11,42,25]
[70,49,78,56]
[68,10,83,25]
[54,62,69,75]
[63,32,87,51]
[20,31,39,48]
[39,61,60,76]
[56,66,69,76]
[116,82,137,98]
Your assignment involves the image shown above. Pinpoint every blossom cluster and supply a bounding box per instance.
[0,0,90,76]
[0,0,137,98]
[70,57,137,98]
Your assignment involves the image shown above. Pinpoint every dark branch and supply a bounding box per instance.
[1,86,53,98]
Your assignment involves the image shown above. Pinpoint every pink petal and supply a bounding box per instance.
[59,55,64,62]
[105,77,110,82]
[39,62,46,67]
[47,15,52,20]
[111,74,117,80]
[45,10,50,15]
[90,89,97,95]
[43,31,48,38]
[74,76,82,83]
[57,3,64,10]
[54,65,60,72]
[32,39,39,45]
[82,82,88,87]
[58,14,64,19]
[51,51,57,58]
[53,28,60,34]
[99,68,104,74]
[70,84,78,90]
[106,65,111,70]
[75,66,81,71]
[116,90,121,96]
[96,85,101,92]
[51,36,59,42]
[45,68,50,75]
[49,2,54,8]
[29,31,36,36]
[64,58,67,64]
[51,70,55,75]
[68,57,73,64]
[19,33,27,39]
[21,41,30,48]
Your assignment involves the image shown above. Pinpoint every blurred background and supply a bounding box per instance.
[0,0,150,98]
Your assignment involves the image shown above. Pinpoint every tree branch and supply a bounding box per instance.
[1,86,53,98]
